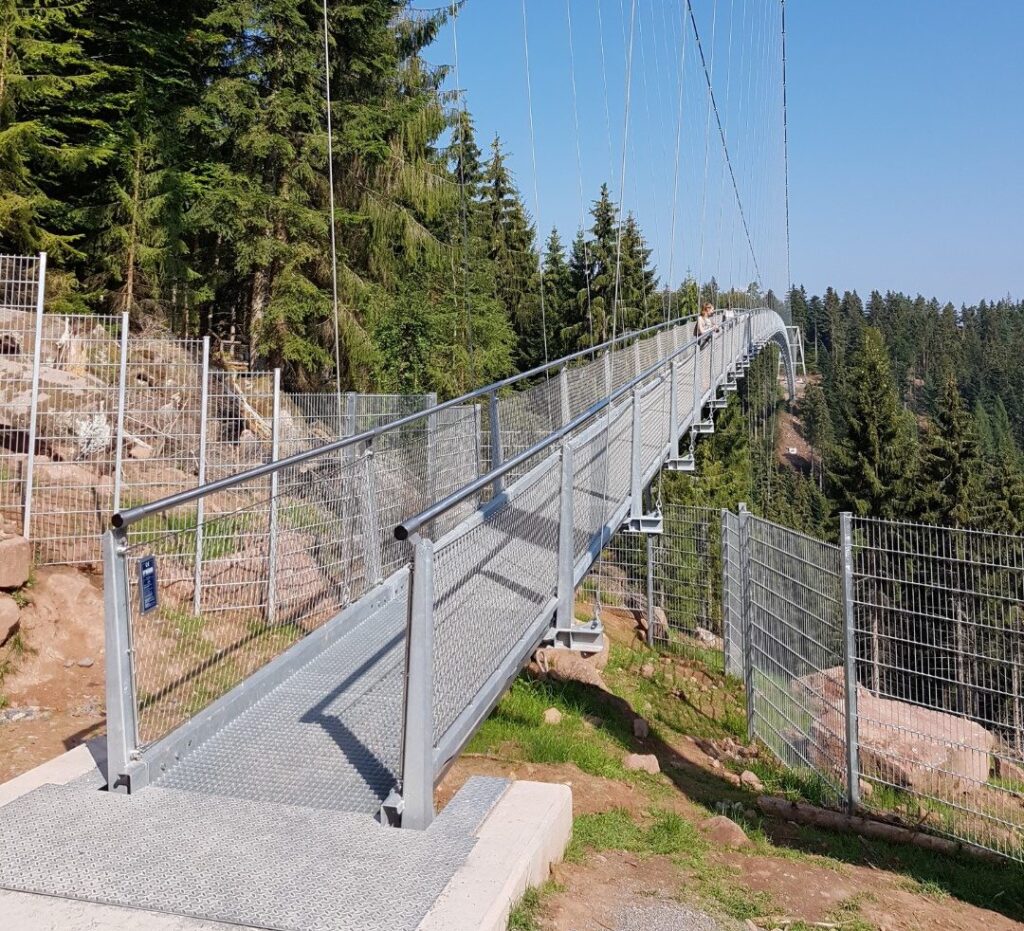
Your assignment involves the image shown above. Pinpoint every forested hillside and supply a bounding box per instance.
[777,288,1024,534]
[0,0,690,396]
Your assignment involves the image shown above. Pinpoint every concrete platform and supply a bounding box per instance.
[0,745,572,931]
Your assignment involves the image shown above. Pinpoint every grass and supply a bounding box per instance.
[473,644,1024,930]
[507,881,563,931]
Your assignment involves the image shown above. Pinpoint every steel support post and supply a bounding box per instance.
[720,509,730,671]
[22,251,46,540]
[840,512,862,812]
[632,338,642,378]
[346,391,358,438]
[488,389,503,497]
[559,365,571,426]
[603,349,613,396]
[103,528,138,792]
[112,311,130,512]
[738,504,755,743]
[473,403,483,478]
[401,535,436,829]
[192,337,211,616]
[668,360,679,447]
[424,405,436,505]
[363,443,383,586]
[266,369,281,624]
[691,340,703,424]
[629,387,643,523]
[646,533,655,648]
[555,443,576,635]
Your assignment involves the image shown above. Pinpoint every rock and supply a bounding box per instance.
[640,663,656,680]
[128,441,155,460]
[76,657,95,668]
[724,772,741,787]
[624,753,660,775]
[795,667,998,792]
[583,714,604,729]
[996,756,1024,786]
[859,778,874,799]
[710,759,722,770]
[633,718,650,739]
[28,463,104,565]
[740,770,764,793]
[531,636,608,689]
[0,534,31,589]
[700,814,751,848]
[0,593,19,643]
[695,627,724,650]
[543,707,562,725]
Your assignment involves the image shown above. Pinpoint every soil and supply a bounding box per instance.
[776,372,813,474]
[0,566,106,782]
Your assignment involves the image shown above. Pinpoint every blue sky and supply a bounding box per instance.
[436,1,1023,306]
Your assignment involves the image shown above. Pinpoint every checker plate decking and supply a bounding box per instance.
[0,778,509,931]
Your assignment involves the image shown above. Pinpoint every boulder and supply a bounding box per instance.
[740,770,764,793]
[0,534,31,589]
[996,756,1024,786]
[700,815,750,848]
[624,753,660,775]
[543,707,563,726]
[694,627,724,650]
[633,718,650,739]
[28,463,104,565]
[796,667,997,791]
[0,593,19,643]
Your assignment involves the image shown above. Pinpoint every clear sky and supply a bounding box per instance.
[435,1,1023,306]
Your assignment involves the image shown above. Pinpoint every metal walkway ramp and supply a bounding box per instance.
[94,309,793,828]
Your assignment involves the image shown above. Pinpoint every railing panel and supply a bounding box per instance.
[430,455,562,745]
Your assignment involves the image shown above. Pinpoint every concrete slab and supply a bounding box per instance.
[0,748,572,931]
[418,780,573,931]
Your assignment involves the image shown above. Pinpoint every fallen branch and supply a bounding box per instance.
[756,795,1005,864]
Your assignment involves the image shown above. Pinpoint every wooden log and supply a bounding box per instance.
[756,795,1005,864]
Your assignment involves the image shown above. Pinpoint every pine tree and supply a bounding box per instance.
[913,376,983,527]
[827,327,916,518]
[801,382,833,489]
[0,0,103,258]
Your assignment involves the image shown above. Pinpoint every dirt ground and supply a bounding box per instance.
[442,754,1024,931]
[0,566,106,782]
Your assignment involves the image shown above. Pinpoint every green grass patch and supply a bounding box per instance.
[465,677,642,782]
[506,880,563,931]
[567,809,706,863]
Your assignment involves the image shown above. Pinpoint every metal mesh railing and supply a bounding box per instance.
[103,308,790,812]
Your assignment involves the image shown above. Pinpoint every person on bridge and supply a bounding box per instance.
[694,302,718,343]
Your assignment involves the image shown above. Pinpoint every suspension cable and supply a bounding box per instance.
[687,0,762,289]
[451,5,476,384]
[781,0,792,310]
[321,0,343,414]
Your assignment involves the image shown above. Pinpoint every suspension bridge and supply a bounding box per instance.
[0,0,803,928]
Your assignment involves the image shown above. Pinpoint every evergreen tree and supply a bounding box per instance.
[827,327,916,518]
[801,382,833,488]
[913,376,983,527]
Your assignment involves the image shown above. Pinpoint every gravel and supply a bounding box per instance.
[613,901,725,931]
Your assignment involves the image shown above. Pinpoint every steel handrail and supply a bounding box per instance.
[110,309,736,529]
[395,312,771,541]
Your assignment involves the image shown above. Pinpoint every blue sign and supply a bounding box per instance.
[139,556,158,614]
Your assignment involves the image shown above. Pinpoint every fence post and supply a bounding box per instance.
[632,338,642,378]
[424,404,437,505]
[103,527,138,792]
[346,391,357,437]
[363,442,383,587]
[266,369,281,624]
[402,534,436,829]
[192,337,211,616]
[22,251,47,540]
[840,511,861,812]
[629,387,643,523]
[113,311,130,513]
[668,360,679,447]
[646,533,656,648]
[720,509,730,671]
[488,389,503,497]
[738,503,755,743]
[691,341,703,426]
[603,348,613,395]
[556,443,575,636]
[473,403,483,479]
[559,365,571,426]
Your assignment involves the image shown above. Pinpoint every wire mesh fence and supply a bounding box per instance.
[850,517,1024,861]
[585,505,725,669]
[721,510,1024,862]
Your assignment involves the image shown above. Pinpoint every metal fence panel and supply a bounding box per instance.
[851,517,1024,860]
[746,515,848,808]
